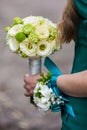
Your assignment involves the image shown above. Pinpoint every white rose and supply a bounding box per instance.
[7,37,19,52]
[23,16,39,25]
[37,41,52,56]
[20,38,37,57]
[44,18,56,28]
[35,24,49,40]
[8,24,23,36]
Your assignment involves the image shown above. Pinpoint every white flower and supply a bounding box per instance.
[7,37,19,52]
[37,41,52,56]
[39,85,52,98]
[20,38,37,56]
[23,16,39,25]
[50,40,61,51]
[44,18,56,28]
[35,24,49,40]
[37,100,51,111]
[33,82,55,111]
[8,24,23,36]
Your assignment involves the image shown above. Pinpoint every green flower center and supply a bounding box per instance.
[39,44,46,51]
[27,43,33,50]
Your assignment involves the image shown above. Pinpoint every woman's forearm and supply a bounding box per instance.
[57,70,87,97]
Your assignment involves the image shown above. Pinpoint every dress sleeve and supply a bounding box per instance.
[74,0,87,19]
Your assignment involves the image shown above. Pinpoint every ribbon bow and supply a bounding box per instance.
[44,57,75,117]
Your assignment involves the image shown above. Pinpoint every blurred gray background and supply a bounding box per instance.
[0,0,74,130]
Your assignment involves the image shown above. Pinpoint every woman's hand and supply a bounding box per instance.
[24,74,40,97]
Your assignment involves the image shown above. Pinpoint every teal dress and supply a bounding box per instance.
[61,0,87,130]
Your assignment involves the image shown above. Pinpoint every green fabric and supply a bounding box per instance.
[61,1,87,130]
[74,0,87,18]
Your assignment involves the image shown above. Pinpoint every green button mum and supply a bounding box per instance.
[15,32,26,42]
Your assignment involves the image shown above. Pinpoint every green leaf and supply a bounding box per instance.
[15,32,26,42]
[38,72,52,84]
[35,92,43,98]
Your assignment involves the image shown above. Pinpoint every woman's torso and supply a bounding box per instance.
[61,0,87,129]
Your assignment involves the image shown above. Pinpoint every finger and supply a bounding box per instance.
[24,90,30,97]
[24,74,30,84]
[24,84,30,91]
[24,84,34,93]
[30,90,34,95]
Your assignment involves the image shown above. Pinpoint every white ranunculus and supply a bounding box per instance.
[8,24,23,36]
[35,24,49,40]
[37,41,52,56]
[20,38,37,57]
[23,16,39,25]
[7,37,19,52]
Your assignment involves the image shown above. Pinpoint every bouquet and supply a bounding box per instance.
[5,16,61,74]
[33,72,64,112]
[5,16,60,57]
[33,57,75,116]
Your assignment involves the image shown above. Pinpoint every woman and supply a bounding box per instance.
[24,0,87,129]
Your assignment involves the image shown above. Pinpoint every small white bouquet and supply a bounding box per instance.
[33,72,64,112]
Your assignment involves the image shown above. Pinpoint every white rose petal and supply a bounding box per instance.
[34,97,40,104]
[20,38,37,57]
[40,97,50,103]
[8,24,23,36]
[7,37,19,52]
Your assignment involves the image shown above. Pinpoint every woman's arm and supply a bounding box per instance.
[57,70,87,97]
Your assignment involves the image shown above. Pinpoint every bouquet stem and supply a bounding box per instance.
[28,58,42,103]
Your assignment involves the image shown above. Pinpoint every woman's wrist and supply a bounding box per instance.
[56,74,68,93]
[56,75,63,88]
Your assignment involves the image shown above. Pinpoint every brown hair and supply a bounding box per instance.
[57,0,80,44]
